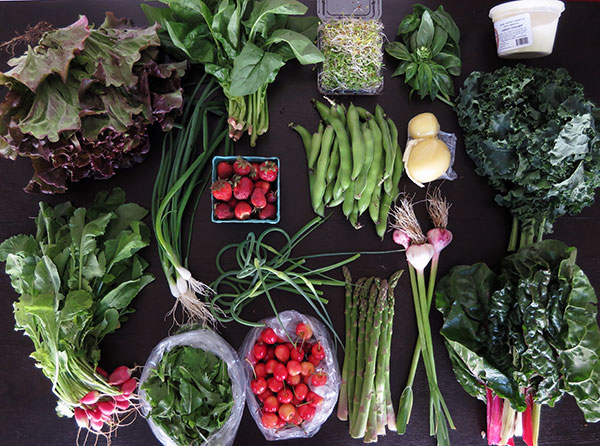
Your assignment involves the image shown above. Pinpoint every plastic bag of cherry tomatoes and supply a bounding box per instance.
[240,310,341,440]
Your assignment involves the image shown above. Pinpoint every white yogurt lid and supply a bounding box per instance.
[489,0,565,20]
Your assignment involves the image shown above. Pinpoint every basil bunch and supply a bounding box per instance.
[386,4,461,106]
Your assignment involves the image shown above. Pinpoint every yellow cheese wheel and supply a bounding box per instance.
[406,138,450,184]
[408,113,440,139]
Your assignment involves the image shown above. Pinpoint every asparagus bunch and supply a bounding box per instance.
[337,267,403,443]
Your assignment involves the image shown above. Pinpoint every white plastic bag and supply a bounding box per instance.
[139,329,245,446]
[239,310,341,440]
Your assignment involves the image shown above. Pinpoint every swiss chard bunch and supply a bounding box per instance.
[0,14,185,194]
[0,188,154,427]
[456,65,600,250]
[436,240,600,446]
[386,4,461,106]
[142,0,324,147]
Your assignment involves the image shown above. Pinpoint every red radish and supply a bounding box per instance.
[88,407,103,422]
[273,363,288,382]
[251,189,267,209]
[233,156,252,176]
[306,391,324,408]
[286,374,302,386]
[274,344,290,363]
[234,201,252,220]
[266,190,277,204]
[90,419,104,432]
[263,395,280,413]
[115,399,130,411]
[259,204,277,220]
[257,389,273,403]
[300,361,315,377]
[121,378,137,396]
[96,367,108,378]
[211,179,233,201]
[214,203,234,220]
[296,322,313,341]
[308,354,320,367]
[74,407,89,428]
[293,383,309,401]
[267,376,284,393]
[310,372,327,387]
[261,412,279,428]
[287,360,302,376]
[108,366,132,386]
[255,363,267,378]
[298,404,316,421]
[80,390,100,405]
[277,388,293,404]
[249,163,260,181]
[253,342,267,360]
[265,359,278,375]
[311,342,326,360]
[114,393,129,402]
[278,403,296,422]
[254,180,270,194]
[261,328,277,344]
[233,177,254,200]
[217,161,234,179]
[290,347,304,362]
[259,161,278,182]
[251,377,267,395]
[98,399,116,416]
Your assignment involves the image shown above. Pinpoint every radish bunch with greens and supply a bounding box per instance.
[0,188,154,439]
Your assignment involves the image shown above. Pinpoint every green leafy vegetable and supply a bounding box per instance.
[142,0,323,147]
[142,345,234,445]
[436,240,600,445]
[0,188,154,418]
[386,4,461,106]
[455,65,600,249]
[0,14,185,193]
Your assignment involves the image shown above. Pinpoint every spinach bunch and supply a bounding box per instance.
[386,4,461,106]
[455,65,600,248]
[436,240,600,429]
[0,188,154,417]
[142,345,234,445]
[142,0,324,147]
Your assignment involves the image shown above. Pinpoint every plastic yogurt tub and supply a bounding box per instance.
[489,0,565,58]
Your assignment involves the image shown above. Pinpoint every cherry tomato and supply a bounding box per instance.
[257,389,273,403]
[277,388,293,404]
[290,347,304,362]
[253,342,267,360]
[275,344,290,363]
[263,395,280,413]
[273,363,288,382]
[311,342,326,360]
[310,372,327,387]
[278,403,296,422]
[300,361,315,377]
[251,377,267,395]
[287,360,302,376]
[261,412,279,428]
[306,391,324,408]
[298,403,316,421]
[265,359,278,375]
[267,376,284,393]
[286,373,302,386]
[254,363,267,378]
[295,322,313,341]
[261,328,277,344]
[293,383,308,401]
[308,354,320,367]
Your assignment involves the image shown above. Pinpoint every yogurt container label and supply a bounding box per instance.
[494,13,533,54]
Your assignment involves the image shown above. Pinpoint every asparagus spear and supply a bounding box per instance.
[351,279,387,439]
[364,388,379,443]
[375,283,390,436]
[385,270,403,432]
[337,267,354,421]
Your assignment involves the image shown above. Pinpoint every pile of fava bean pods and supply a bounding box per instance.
[290,101,404,238]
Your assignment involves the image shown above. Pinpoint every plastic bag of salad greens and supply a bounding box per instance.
[240,310,341,440]
[139,329,245,446]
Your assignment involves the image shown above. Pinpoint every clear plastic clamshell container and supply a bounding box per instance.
[317,0,384,95]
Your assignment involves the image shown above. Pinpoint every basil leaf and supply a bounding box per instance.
[386,41,412,61]
[416,10,435,48]
[397,13,420,36]
[430,26,448,57]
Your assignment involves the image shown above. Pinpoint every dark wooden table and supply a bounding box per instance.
[1,1,599,445]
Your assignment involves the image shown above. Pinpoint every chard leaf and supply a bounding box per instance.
[229,43,284,96]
